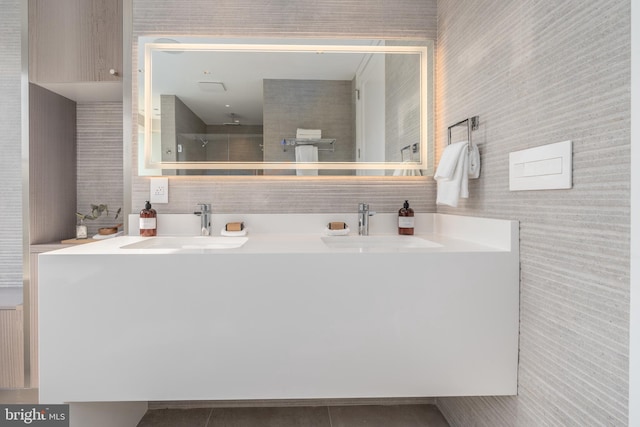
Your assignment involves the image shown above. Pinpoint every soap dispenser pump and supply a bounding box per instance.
[398,200,415,235]
[139,200,157,236]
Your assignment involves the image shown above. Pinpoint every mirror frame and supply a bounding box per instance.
[140,39,434,175]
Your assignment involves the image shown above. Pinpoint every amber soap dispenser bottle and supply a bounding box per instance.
[139,200,157,236]
[398,200,415,235]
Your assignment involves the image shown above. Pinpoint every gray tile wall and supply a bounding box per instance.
[0,0,22,291]
[385,48,420,163]
[159,95,178,163]
[435,1,630,426]
[202,125,264,176]
[263,79,355,175]
[131,0,438,213]
[76,103,124,236]
[166,95,208,164]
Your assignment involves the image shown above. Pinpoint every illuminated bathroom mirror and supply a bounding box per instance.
[137,37,433,176]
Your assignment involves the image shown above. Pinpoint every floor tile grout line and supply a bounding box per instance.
[327,405,333,427]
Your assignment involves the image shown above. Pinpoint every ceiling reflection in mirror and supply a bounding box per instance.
[138,37,433,176]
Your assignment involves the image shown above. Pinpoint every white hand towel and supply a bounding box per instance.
[434,141,468,179]
[393,160,422,176]
[435,142,469,207]
[468,142,481,179]
[296,128,322,139]
[295,145,318,176]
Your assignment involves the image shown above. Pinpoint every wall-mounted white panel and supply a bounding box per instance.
[509,141,572,191]
[149,177,168,204]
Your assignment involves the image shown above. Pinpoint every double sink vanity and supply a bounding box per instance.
[21,31,519,427]
[38,212,519,425]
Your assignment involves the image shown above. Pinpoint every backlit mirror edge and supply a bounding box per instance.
[138,38,434,177]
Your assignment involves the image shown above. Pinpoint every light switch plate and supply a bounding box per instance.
[509,140,572,191]
[150,177,169,203]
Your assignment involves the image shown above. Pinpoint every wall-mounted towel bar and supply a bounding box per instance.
[448,116,479,152]
[400,143,419,162]
[282,138,336,152]
[401,143,419,154]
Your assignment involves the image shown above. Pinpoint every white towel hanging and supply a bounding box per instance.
[295,145,318,176]
[434,141,468,180]
[435,141,480,207]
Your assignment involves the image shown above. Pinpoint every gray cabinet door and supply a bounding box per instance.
[29,0,122,83]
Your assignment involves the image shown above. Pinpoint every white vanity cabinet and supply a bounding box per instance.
[38,214,519,424]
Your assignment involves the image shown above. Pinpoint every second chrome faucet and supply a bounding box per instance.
[194,203,212,236]
[358,203,376,236]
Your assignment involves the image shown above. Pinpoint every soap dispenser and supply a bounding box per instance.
[398,200,415,235]
[139,201,157,236]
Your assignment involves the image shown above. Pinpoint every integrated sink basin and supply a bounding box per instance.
[121,236,248,250]
[321,235,442,249]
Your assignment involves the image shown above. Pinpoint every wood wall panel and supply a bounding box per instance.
[29,83,77,244]
[29,0,123,83]
[0,307,24,388]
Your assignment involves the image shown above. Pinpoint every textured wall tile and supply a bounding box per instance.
[263,79,355,170]
[435,0,630,426]
[131,0,438,214]
[386,49,420,162]
[77,103,124,236]
[133,176,434,214]
[133,0,437,40]
[0,0,22,291]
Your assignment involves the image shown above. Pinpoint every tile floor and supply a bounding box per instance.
[137,404,450,427]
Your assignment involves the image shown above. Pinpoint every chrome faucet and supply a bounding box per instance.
[358,203,376,236]
[194,203,212,236]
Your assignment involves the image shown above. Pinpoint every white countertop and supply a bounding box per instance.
[41,213,516,256]
[41,232,507,256]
